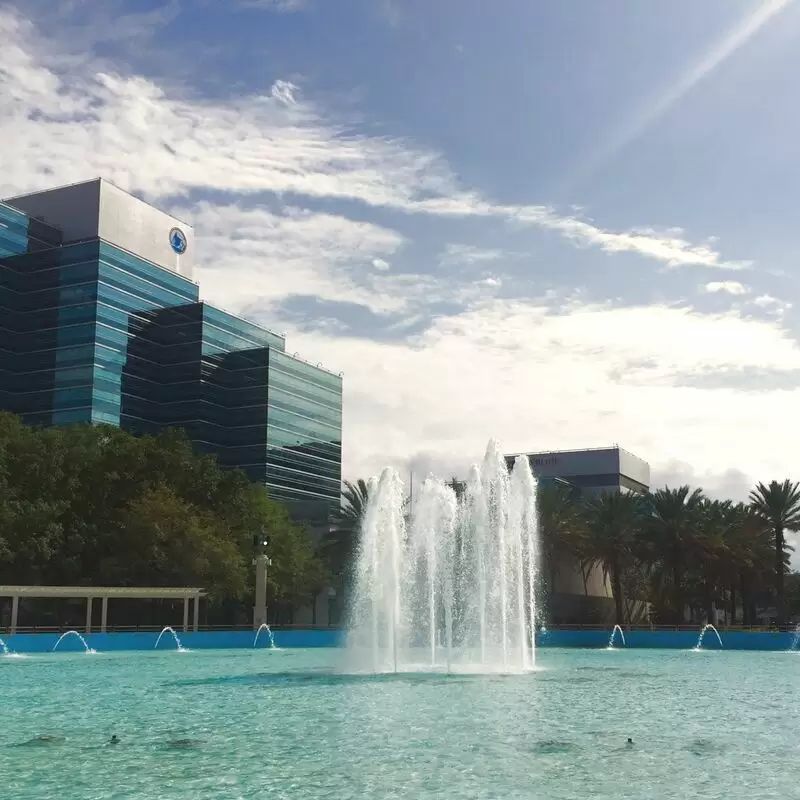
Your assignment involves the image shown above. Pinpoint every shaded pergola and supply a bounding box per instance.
[0,586,206,635]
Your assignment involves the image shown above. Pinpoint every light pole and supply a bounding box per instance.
[252,528,272,630]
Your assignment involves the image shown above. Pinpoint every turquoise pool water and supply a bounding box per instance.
[0,646,796,799]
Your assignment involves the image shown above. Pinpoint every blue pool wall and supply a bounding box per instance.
[538,628,795,651]
[2,628,797,652]
[5,629,340,653]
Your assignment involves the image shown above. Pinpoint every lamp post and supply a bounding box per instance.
[253,528,272,630]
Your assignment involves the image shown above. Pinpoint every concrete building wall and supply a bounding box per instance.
[4,179,195,280]
[507,445,651,623]
[618,448,650,490]
[524,447,620,479]
[4,180,101,243]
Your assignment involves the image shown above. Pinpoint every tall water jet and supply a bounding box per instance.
[346,440,538,673]
[154,626,186,651]
[607,625,626,649]
[693,624,723,651]
[509,454,538,669]
[53,630,96,654]
[253,623,276,649]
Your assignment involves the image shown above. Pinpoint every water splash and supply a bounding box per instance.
[154,627,186,651]
[52,631,96,654]
[253,623,276,649]
[346,440,538,674]
[0,637,9,655]
[693,624,723,651]
[607,625,626,649]
[789,624,800,652]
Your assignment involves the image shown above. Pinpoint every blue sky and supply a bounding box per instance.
[3,0,800,502]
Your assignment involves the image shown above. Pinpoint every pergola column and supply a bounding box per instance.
[85,596,93,634]
[182,597,189,634]
[101,597,108,633]
[10,595,19,635]
[193,594,200,632]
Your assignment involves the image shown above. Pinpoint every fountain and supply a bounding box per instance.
[0,637,9,655]
[789,624,800,652]
[52,630,96,654]
[253,623,276,649]
[154,626,186,651]
[346,440,538,674]
[607,624,626,649]
[693,624,723,651]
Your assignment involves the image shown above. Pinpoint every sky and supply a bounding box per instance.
[2,0,800,504]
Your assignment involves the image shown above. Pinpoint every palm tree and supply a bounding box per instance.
[321,479,371,584]
[582,491,645,626]
[749,479,800,627]
[536,481,586,605]
[718,503,771,625]
[645,486,705,625]
[694,499,733,623]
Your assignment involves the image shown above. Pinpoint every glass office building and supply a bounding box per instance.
[0,179,341,526]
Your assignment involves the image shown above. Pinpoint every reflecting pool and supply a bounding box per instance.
[0,647,797,799]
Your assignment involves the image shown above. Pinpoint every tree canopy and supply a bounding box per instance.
[534,480,796,627]
[0,413,325,620]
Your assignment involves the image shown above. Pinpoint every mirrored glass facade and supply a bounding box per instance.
[0,192,342,526]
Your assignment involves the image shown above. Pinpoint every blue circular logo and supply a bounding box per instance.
[169,228,187,255]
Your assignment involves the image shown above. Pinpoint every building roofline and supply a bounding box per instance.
[198,300,286,344]
[3,177,193,229]
[2,177,102,204]
[0,200,63,236]
[506,444,647,463]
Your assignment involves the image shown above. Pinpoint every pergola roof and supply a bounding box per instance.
[0,586,205,599]
[0,586,206,635]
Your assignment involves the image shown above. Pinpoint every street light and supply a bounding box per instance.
[252,527,272,630]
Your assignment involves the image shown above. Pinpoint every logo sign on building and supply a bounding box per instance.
[169,228,187,255]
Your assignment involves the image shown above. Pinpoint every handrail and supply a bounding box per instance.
[0,623,791,634]
[0,623,339,634]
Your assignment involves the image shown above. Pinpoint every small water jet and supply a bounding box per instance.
[788,624,800,652]
[53,630,96,654]
[155,627,186,651]
[253,623,276,649]
[693,624,723,651]
[607,625,626,649]
[346,440,538,674]
[0,637,9,656]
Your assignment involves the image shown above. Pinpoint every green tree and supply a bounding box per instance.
[536,482,586,609]
[749,479,800,627]
[0,415,325,622]
[645,486,705,625]
[582,491,645,626]
[321,478,371,583]
[717,503,771,625]
[116,485,247,600]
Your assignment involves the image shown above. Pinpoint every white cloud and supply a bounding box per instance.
[440,244,506,266]
[0,7,749,276]
[751,294,792,318]
[753,294,784,307]
[286,301,800,490]
[239,0,307,11]
[704,280,749,295]
[1,6,793,503]
[180,203,408,314]
[371,258,390,271]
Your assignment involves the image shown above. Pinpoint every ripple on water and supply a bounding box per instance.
[529,739,580,755]
[686,738,726,757]
[167,670,484,689]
